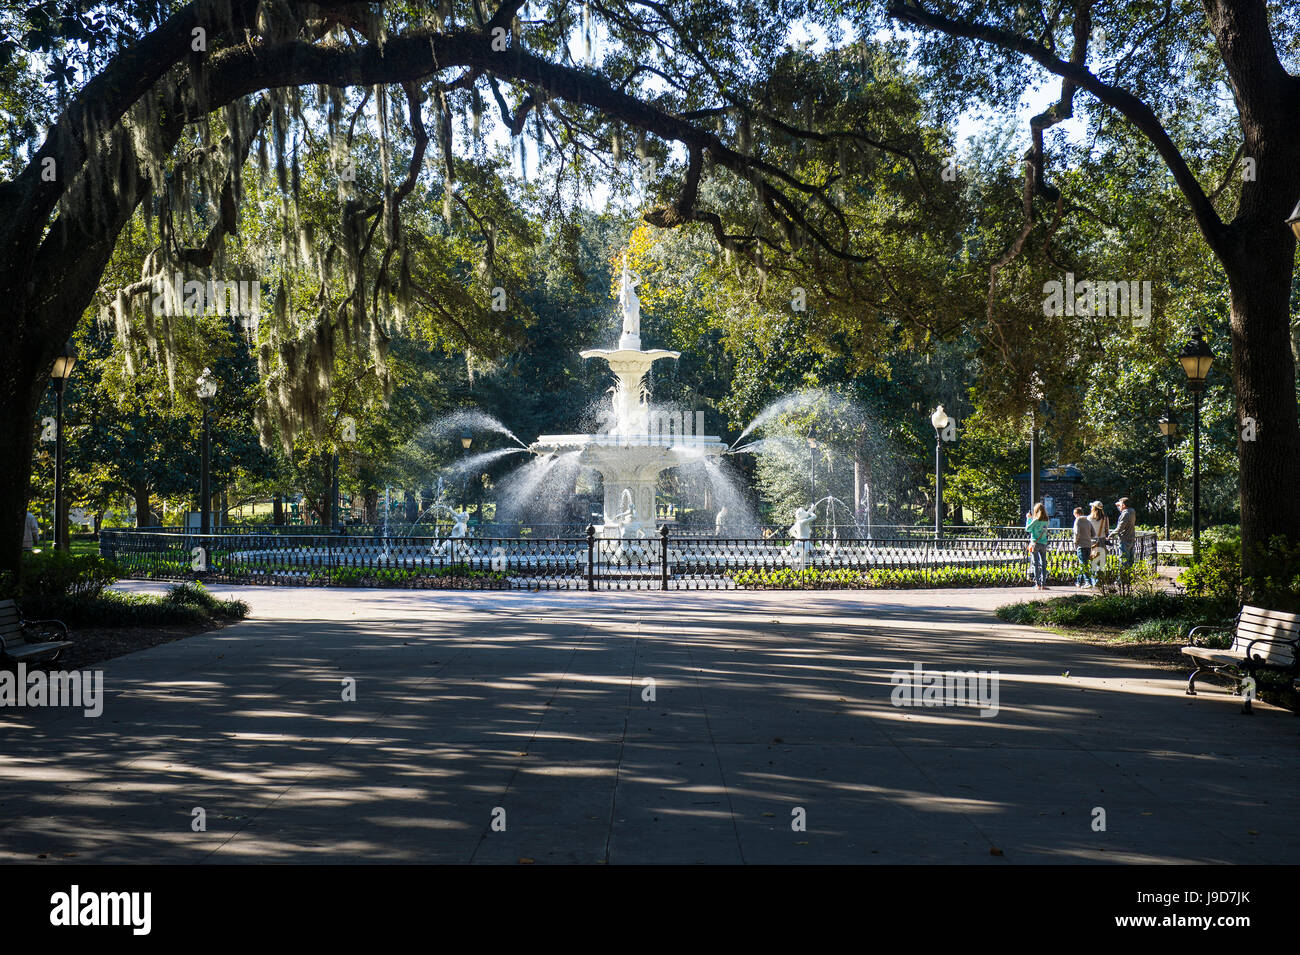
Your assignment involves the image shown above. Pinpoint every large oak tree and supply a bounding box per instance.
[876,0,1300,571]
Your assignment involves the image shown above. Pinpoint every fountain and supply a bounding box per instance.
[529,255,728,535]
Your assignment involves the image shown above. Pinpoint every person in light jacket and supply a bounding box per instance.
[22,511,40,551]
[1072,506,1094,587]
[1114,497,1137,567]
[1088,501,1110,581]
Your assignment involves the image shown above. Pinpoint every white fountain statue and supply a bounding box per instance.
[529,249,728,536]
[789,503,817,567]
[714,506,729,536]
[431,507,472,557]
[617,258,642,350]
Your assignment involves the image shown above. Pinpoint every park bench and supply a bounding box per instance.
[0,599,73,667]
[1182,605,1300,713]
[1157,540,1194,556]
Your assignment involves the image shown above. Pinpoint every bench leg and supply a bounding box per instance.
[1186,667,1204,696]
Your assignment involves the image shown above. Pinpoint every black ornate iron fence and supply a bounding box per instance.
[98,528,1157,591]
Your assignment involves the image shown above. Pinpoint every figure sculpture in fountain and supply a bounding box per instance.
[714,506,729,536]
[431,508,472,557]
[789,503,817,568]
[618,256,642,350]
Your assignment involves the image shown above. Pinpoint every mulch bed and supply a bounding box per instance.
[50,620,242,671]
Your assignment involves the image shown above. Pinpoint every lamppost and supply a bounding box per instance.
[49,340,78,551]
[1176,328,1214,559]
[931,405,949,540]
[196,368,218,533]
[806,427,817,503]
[1156,400,1180,541]
[460,430,473,514]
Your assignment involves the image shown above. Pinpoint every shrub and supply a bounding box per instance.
[11,550,119,601]
[22,582,248,628]
[995,592,1228,629]
[1180,534,1300,611]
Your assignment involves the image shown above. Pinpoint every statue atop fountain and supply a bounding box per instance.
[618,257,642,351]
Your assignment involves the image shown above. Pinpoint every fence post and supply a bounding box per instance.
[660,524,669,591]
[586,524,596,592]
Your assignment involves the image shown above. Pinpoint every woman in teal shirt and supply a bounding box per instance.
[1026,502,1050,590]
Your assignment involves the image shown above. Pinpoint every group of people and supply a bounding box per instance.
[1024,498,1137,591]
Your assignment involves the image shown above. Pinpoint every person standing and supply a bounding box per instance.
[1115,497,1137,568]
[1088,501,1110,584]
[22,511,40,552]
[1026,502,1050,591]
[1071,506,1094,587]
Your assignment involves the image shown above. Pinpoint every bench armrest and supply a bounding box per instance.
[1187,624,1231,646]
[1242,635,1300,663]
[21,618,69,643]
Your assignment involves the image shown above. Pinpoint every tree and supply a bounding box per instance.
[1,0,957,578]
[880,0,1300,572]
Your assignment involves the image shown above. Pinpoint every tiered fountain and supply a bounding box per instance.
[529,257,728,537]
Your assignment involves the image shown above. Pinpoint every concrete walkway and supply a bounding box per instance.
[1,584,1296,864]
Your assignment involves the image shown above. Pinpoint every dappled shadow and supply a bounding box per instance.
[1,587,1297,864]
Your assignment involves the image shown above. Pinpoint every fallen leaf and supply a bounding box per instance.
[990,846,1004,857]
[518,857,535,864]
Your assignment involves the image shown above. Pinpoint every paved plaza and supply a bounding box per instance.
[1,584,1296,864]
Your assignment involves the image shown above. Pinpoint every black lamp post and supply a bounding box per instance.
[931,405,949,540]
[49,340,78,551]
[1176,328,1214,559]
[460,430,472,512]
[807,427,817,503]
[196,368,218,534]
[1156,401,1180,541]
[1286,197,1300,239]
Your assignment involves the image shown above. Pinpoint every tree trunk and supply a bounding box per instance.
[1224,232,1300,576]
[273,494,284,525]
[132,482,153,528]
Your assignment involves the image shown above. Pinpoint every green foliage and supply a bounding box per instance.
[995,592,1228,629]
[5,550,119,602]
[317,564,506,587]
[29,583,249,629]
[1179,539,1242,605]
[1181,533,1300,612]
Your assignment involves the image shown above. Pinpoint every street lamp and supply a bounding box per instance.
[806,427,817,503]
[931,405,949,540]
[1286,197,1300,240]
[1177,328,1213,558]
[1156,403,1180,541]
[460,430,472,512]
[49,339,77,551]
[195,368,218,534]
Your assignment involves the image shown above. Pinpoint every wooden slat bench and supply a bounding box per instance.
[0,599,73,667]
[1156,540,1194,556]
[1182,605,1300,713]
